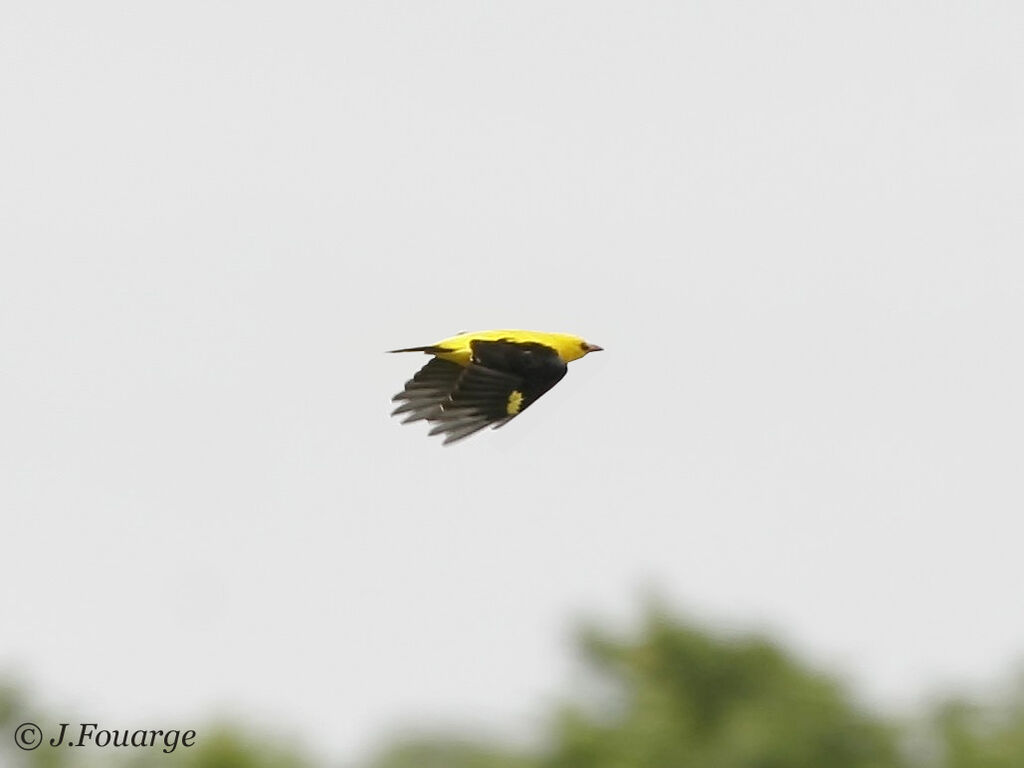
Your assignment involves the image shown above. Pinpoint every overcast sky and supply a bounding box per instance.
[2,1,1023,762]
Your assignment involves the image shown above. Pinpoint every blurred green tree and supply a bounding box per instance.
[366,608,904,768]
[123,726,313,768]
[1,682,70,768]
[543,610,903,768]
[924,676,1024,768]
[123,729,309,768]
[7,609,1024,768]
[369,737,537,768]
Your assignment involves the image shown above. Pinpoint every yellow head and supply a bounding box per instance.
[549,333,604,363]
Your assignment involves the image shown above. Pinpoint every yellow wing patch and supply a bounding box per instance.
[506,390,524,415]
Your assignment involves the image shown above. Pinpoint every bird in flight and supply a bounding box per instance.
[389,329,603,444]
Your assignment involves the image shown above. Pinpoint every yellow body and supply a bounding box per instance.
[429,330,594,366]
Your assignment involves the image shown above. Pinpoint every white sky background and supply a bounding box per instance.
[2,0,1023,761]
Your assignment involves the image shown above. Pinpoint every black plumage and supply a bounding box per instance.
[391,340,568,444]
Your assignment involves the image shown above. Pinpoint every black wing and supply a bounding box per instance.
[431,340,568,444]
[469,339,568,409]
[391,339,568,444]
[391,357,465,424]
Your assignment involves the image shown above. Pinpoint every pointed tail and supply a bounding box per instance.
[387,345,447,354]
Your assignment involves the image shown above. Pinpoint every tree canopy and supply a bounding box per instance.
[4,609,1024,768]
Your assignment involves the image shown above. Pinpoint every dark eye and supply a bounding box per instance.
[580,341,588,350]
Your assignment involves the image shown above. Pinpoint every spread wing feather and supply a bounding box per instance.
[390,358,464,423]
